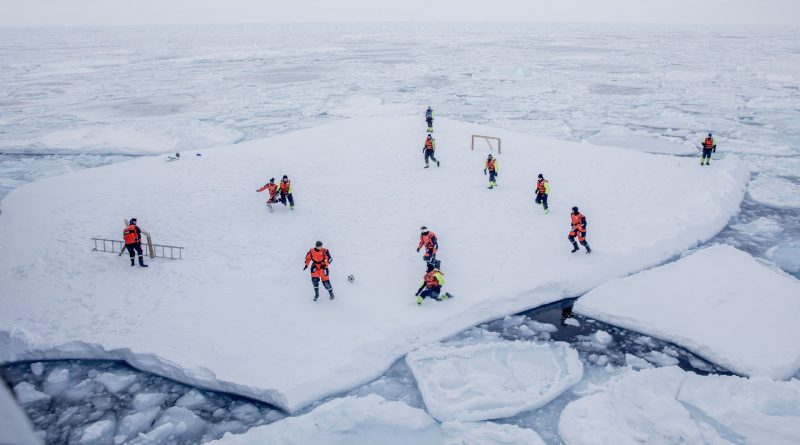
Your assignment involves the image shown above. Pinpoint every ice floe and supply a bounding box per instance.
[406,341,583,421]
[208,394,546,445]
[0,117,749,412]
[558,366,800,445]
[575,245,800,379]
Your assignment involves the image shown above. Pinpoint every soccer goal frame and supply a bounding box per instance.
[471,134,502,154]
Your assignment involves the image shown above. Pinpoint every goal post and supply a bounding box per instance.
[471,135,502,154]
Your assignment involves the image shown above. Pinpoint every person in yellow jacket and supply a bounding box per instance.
[535,174,551,214]
[415,262,451,305]
[484,154,499,189]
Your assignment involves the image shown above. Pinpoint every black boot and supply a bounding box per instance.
[139,257,148,267]
[583,242,592,254]
[313,287,319,301]
[329,290,335,300]
[570,242,579,253]
[130,258,135,267]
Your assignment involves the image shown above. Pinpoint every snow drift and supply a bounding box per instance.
[574,245,800,379]
[0,116,748,412]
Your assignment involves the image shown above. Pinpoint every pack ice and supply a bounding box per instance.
[405,340,582,421]
[558,366,800,445]
[575,244,800,379]
[0,116,748,412]
[207,394,546,445]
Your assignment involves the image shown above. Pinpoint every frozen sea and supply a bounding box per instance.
[1,23,799,444]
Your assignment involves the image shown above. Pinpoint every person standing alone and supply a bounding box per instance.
[701,132,716,166]
[123,218,148,268]
[423,134,440,168]
[535,174,550,214]
[568,207,591,254]
[484,154,499,189]
[304,241,335,301]
[425,106,434,132]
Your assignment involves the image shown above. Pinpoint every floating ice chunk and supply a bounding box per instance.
[575,245,800,379]
[747,176,800,209]
[526,320,558,333]
[203,420,246,443]
[78,419,116,445]
[94,372,137,394]
[175,389,210,410]
[441,420,546,445]
[558,367,800,445]
[63,379,98,402]
[591,330,613,347]
[730,217,783,236]
[43,368,71,396]
[114,406,161,445]
[206,394,544,445]
[564,318,581,327]
[230,403,261,424]
[559,367,732,445]
[644,350,680,367]
[406,341,583,421]
[678,373,800,445]
[132,392,167,411]
[30,362,44,377]
[624,354,653,370]
[13,382,50,405]
[766,240,800,274]
[131,407,206,445]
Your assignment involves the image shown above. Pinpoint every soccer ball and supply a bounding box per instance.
[347,275,355,283]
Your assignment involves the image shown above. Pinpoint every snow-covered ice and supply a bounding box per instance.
[0,116,749,412]
[558,366,800,445]
[208,394,546,445]
[747,176,800,209]
[730,216,783,236]
[575,245,800,379]
[585,127,695,155]
[406,340,583,421]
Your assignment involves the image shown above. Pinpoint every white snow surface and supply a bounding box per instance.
[208,394,545,445]
[0,116,748,412]
[575,245,800,379]
[747,176,800,209]
[406,340,583,421]
[558,366,800,445]
[585,127,696,155]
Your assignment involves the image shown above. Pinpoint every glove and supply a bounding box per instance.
[495,172,498,177]
[416,247,421,252]
[303,265,308,271]
[484,169,487,175]
[713,147,716,153]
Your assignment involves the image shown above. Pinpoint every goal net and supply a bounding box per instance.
[471,135,502,154]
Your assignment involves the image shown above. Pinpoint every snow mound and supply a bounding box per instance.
[747,176,800,209]
[558,366,800,445]
[207,394,545,445]
[0,116,748,412]
[406,341,583,421]
[586,127,695,155]
[575,245,800,379]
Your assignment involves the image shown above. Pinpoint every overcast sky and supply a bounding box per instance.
[1,0,798,27]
